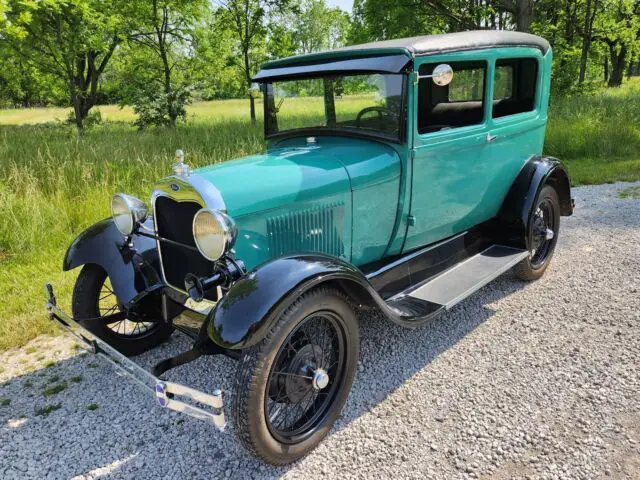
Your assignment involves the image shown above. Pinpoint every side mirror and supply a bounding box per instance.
[419,64,454,86]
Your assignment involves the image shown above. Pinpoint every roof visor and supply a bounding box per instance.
[252,54,411,82]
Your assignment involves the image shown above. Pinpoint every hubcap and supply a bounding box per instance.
[312,369,330,390]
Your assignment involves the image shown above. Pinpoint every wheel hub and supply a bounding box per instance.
[312,369,330,390]
[280,344,324,403]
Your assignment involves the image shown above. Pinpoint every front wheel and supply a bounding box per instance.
[72,264,172,356]
[232,287,359,465]
[513,185,561,281]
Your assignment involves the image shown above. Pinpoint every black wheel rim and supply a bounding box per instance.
[530,199,556,268]
[265,311,348,444]
[98,278,154,338]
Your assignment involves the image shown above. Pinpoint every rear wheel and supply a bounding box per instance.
[72,264,172,356]
[513,185,560,281]
[233,287,359,465]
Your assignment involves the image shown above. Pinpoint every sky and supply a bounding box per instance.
[326,0,353,13]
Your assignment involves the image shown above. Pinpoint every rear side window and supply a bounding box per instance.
[492,58,538,119]
[418,61,487,134]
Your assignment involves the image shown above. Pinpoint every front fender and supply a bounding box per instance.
[205,255,368,349]
[498,155,573,250]
[64,217,163,306]
[205,254,444,349]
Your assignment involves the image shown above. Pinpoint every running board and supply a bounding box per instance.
[407,245,529,309]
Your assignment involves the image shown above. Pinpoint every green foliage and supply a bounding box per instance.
[131,86,191,129]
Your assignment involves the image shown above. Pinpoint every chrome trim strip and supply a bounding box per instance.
[150,174,227,294]
[45,283,226,431]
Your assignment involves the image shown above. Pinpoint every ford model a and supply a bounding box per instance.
[46,31,573,464]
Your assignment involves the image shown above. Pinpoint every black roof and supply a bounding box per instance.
[261,31,550,71]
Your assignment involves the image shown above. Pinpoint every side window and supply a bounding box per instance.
[418,61,487,134]
[492,58,538,119]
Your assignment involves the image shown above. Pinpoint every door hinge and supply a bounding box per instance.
[407,215,416,227]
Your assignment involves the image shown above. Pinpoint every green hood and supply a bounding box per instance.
[194,136,401,269]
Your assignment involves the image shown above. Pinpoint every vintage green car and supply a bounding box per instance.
[46,31,573,464]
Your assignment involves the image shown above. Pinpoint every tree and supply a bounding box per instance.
[2,0,124,130]
[292,0,351,54]
[587,0,640,86]
[215,0,291,123]
[127,0,206,127]
[578,0,601,83]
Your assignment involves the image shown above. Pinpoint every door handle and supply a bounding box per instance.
[486,133,498,143]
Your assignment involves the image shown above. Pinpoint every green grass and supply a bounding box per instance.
[1,398,11,406]
[35,403,62,416]
[87,403,99,411]
[43,381,67,396]
[545,78,640,185]
[0,80,639,351]
[619,186,640,199]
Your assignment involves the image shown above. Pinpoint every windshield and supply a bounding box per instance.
[264,73,405,141]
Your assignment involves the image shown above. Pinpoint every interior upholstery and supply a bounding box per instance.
[418,57,538,134]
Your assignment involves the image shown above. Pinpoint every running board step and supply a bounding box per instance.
[408,245,528,309]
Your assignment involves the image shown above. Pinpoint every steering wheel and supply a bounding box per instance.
[355,106,398,129]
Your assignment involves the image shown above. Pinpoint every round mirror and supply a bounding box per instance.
[432,64,454,87]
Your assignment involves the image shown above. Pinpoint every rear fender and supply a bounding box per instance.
[498,155,573,250]
[63,217,163,306]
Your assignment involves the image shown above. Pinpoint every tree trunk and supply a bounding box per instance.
[244,48,256,124]
[578,0,595,84]
[604,56,609,82]
[515,0,536,32]
[608,43,628,87]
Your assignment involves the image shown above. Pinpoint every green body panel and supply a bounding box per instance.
[194,137,402,270]
[404,47,551,251]
[190,46,552,270]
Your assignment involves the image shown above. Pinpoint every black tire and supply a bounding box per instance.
[513,185,561,281]
[72,264,172,356]
[232,287,359,465]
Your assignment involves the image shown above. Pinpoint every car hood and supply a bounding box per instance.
[193,136,400,218]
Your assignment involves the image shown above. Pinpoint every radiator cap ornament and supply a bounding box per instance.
[173,149,191,177]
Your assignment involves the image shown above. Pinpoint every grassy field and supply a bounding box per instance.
[1,80,639,351]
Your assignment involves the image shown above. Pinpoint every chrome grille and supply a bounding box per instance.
[154,196,215,291]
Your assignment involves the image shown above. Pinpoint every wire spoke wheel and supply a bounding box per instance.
[98,277,154,338]
[232,287,359,465]
[530,199,556,268]
[265,311,346,444]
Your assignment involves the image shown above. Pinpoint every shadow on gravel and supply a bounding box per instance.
[0,275,527,478]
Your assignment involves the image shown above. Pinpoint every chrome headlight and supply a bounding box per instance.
[192,209,237,262]
[111,193,148,236]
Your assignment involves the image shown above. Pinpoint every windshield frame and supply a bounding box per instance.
[260,72,408,145]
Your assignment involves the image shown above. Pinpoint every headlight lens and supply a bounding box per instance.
[192,209,237,262]
[111,193,148,235]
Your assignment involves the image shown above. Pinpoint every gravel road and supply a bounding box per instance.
[1,181,639,480]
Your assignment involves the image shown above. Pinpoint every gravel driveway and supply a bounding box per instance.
[1,181,639,480]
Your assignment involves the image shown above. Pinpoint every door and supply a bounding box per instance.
[403,56,494,252]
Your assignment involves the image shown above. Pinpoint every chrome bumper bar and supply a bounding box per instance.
[44,283,226,431]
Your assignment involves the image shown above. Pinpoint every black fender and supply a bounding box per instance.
[63,217,163,307]
[205,254,442,349]
[498,155,573,250]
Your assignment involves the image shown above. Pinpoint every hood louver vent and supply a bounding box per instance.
[267,202,345,258]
